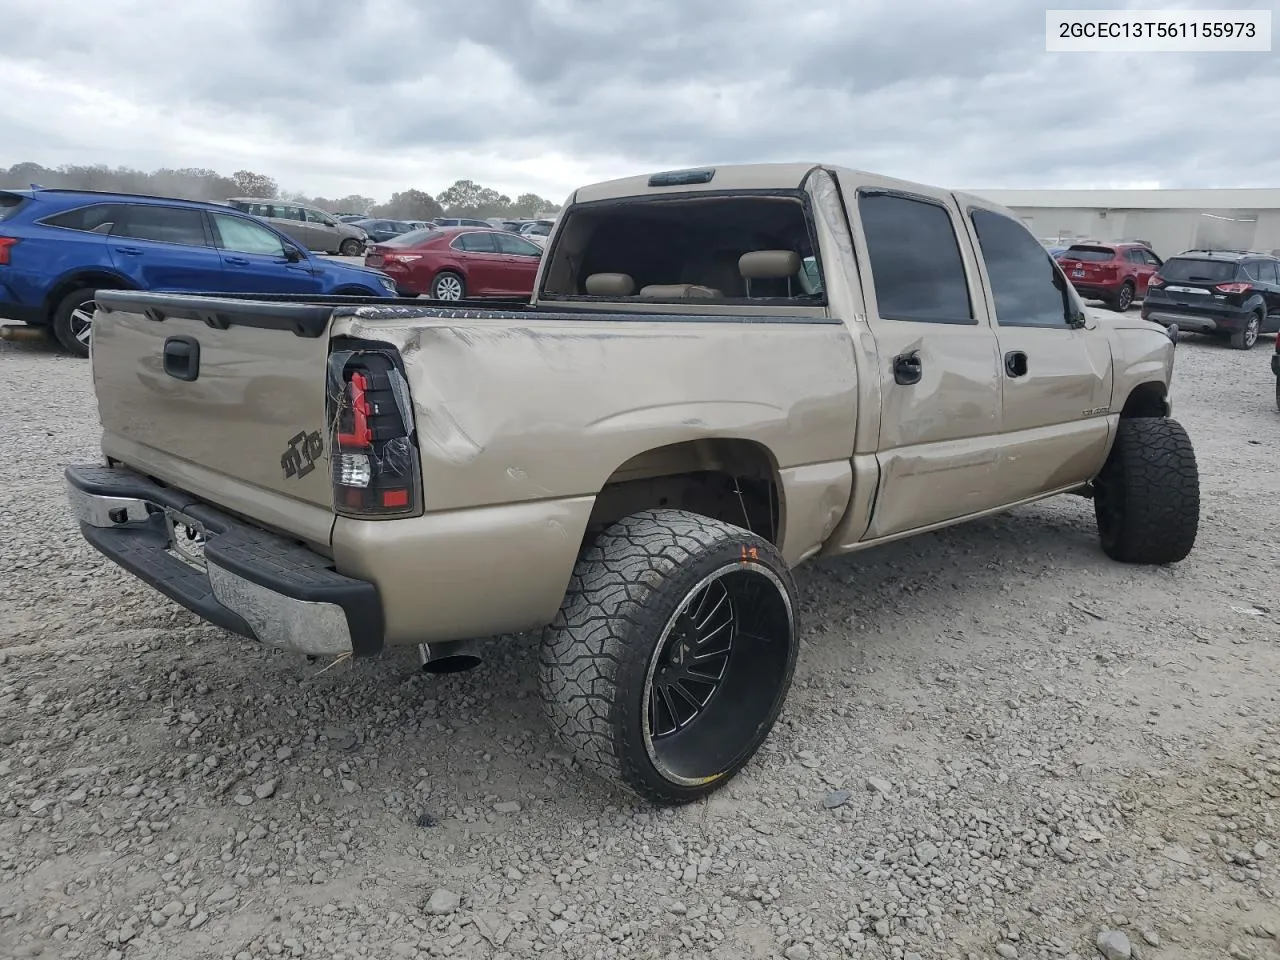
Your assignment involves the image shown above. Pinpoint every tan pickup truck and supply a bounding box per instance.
[66,162,1200,805]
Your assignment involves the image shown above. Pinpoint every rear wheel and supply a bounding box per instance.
[1111,281,1135,312]
[431,271,465,301]
[1230,312,1262,350]
[338,238,364,257]
[51,287,101,358]
[1094,418,1199,564]
[539,509,799,805]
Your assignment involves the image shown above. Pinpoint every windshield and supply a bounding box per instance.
[1060,245,1114,261]
[383,227,437,246]
[1158,257,1238,283]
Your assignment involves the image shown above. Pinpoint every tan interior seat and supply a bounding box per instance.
[739,250,802,297]
[584,273,635,297]
[637,283,722,298]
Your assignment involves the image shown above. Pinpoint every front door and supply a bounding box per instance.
[961,201,1113,503]
[837,179,1006,540]
[208,212,324,295]
[494,232,544,296]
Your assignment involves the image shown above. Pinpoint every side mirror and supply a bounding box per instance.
[284,246,304,263]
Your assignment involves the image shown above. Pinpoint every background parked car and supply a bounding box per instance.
[433,217,492,228]
[1141,249,1280,350]
[349,218,419,243]
[1055,241,1162,311]
[0,187,396,356]
[225,198,367,256]
[363,225,542,300]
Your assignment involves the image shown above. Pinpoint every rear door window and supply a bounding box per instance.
[857,192,974,324]
[1252,260,1279,284]
[454,232,499,253]
[112,205,209,246]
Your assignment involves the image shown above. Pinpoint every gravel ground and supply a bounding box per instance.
[1,316,1279,960]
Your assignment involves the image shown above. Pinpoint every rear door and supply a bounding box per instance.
[494,231,543,295]
[452,231,505,295]
[961,199,1113,502]
[1247,259,1280,332]
[209,211,325,295]
[835,176,1005,539]
[304,206,342,253]
[107,204,225,291]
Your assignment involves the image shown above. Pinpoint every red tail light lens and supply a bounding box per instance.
[1215,282,1252,294]
[0,236,17,266]
[1148,275,1165,288]
[327,344,421,518]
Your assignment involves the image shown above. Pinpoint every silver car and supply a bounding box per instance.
[226,198,367,256]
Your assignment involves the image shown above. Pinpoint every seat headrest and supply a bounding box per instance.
[584,273,635,297]
[638,284,721,299]
[739,250,801,280]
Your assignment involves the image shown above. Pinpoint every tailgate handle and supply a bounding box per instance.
[163,335,201,382]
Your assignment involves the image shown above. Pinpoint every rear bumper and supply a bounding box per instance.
[65,463,382,657]
[1069,281,1124,300]
[1140,305,1251,335]
[0,299,44,325]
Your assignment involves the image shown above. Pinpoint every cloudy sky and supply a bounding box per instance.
[2,0,1278,204]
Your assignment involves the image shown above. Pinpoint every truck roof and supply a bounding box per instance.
[570,162,1018,220]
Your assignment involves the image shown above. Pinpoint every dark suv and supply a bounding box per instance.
[1141,249,1280,350]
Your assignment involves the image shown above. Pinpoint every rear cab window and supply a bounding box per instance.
[1061,245,1116,262]
[539,192,826,305]
[1159,258,1238,283]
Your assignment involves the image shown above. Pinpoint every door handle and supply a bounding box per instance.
[162,335,201,382]
[115,246,143,256]
[224,256,250,266]
[893,352,922,385]
[1004,350,1029,378]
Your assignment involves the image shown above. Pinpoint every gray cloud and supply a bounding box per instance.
[2,0,1278,198]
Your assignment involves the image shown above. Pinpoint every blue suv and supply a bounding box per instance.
[0,187,396,356]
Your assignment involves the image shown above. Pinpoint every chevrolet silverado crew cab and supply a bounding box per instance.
[65,163,1200,805]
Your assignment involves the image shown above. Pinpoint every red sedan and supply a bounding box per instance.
[364,226,543,300]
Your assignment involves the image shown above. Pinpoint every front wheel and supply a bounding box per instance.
[1230,313,1262,350]
[51,287,101,358]
[338,238,364,257]
[539,509,799,805]
[1094,418,1199,564]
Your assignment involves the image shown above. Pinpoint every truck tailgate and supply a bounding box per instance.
[91,291,338,544]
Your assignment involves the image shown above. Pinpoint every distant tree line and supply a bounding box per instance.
[2,162,561,222]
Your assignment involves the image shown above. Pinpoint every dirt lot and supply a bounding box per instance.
[1,318,1279,960]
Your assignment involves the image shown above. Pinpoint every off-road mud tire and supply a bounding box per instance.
[539,509,798,805]
[1094,417,1199,564]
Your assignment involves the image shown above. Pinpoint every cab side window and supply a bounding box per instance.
[857,192,974,324]
[970,208,1072,328]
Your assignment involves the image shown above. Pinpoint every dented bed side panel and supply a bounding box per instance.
[331,312,861,516]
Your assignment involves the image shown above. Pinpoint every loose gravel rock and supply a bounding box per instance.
[1,319,1280,959]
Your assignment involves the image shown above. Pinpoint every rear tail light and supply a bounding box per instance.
[1215,282,1252,294]
[0,236,17,266]
[1148,275,1165,289]
[326,342,421,518]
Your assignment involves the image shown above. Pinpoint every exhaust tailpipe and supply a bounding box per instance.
[418,639,483,674]
[0,324,50,343]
